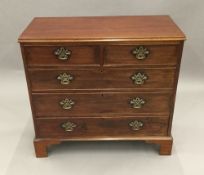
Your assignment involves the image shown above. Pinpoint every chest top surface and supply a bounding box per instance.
[18,16,185,43]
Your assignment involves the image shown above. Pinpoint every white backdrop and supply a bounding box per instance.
[0,1,204,175]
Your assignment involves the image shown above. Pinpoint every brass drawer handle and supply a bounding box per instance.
[132,46,150,60]
[57,73,74,85]
[54,47,71,60]
[131,72,148,85]
[129,120,143,131]
[130,97,145,109]
[59,98,75,110]
[61,121,77,132]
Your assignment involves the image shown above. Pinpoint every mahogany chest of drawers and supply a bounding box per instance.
[18,16,185,157]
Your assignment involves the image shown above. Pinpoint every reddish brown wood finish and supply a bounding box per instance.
[35,117,169,138]
[34,136,173,157]
[18,16,185,42]
[34,139,61,157]
[24,46,99,67]
[146,136,173,155]
[105,45,179,66]
[167,42,184,135]
[19,16,185,157]
[32,92,172,117]
[29,68,176,92]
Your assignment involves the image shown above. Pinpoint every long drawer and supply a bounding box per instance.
[32,92,172,117]
[29,68,176,91]
[105,45,179,66]
[24,46,99,67]
[35,116,169,138]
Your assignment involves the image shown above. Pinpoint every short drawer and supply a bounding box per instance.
[35,117,169,138]
[24,46,99,67]
[29,68,176,91]
[105,45,179,66]
[32,92,172,117]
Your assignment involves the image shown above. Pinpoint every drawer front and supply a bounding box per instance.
[24,46,99,66]
[35,117,169,138]
[29,68,175,91]
[105,45,178,66]
[32,92,172,117]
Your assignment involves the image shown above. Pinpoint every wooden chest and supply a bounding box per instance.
[18,16,185,157]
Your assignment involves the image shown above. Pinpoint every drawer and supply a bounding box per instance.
[32,92,172,117]
[29,68,176,91]
[105,45,179,66]
[35,117,169,138]
[24,46,99,67]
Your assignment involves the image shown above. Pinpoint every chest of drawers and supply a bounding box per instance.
[18,16,185,157]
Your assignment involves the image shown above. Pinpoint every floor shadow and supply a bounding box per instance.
[5,120,185,175]
[49,140,159,156]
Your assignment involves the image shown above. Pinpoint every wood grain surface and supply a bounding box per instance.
[35,117,169,138]
[28,67,176,92]
[105,45,179,66]
[32,92,172,117]
[19,16,185,42]
[24,46,99,67]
